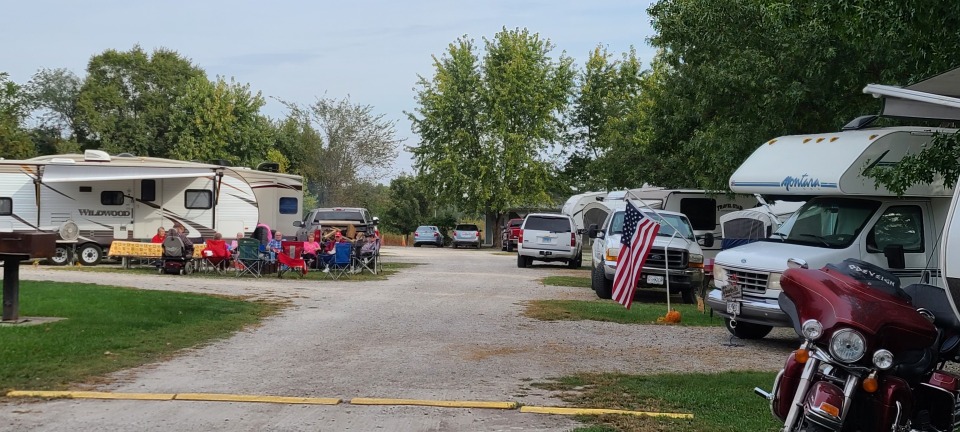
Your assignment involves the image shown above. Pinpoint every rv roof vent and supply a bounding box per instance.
[116,152,136,157]
[209,159,231,166]
[842,115,879,131]
[50,158,76,164]
[84,149,112,162]
[257,162,280,173]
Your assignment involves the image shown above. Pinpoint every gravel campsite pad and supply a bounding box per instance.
[0,247,797,431]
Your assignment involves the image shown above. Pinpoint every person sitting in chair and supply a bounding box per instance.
[203,232,231,270]
[174,225,194,255]
[302,232,321,269]
[151,227,166,243]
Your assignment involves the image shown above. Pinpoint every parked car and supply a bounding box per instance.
[294,207,375,241]
[451,223,482,249]
[500,218,523,252]
[413,225,444,247]
[517,213,582,268]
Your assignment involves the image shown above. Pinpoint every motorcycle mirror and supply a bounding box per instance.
[787,258,808,269]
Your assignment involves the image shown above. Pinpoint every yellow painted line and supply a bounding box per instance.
[7,390,174,401]
[350,397,517,409]
[519,406,693,418]
[174,393,341,405]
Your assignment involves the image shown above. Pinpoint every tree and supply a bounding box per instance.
[409,28,574,238]
[26,68,85,145]
[383,175,430,240]
[640,0,960,191]
[0,72,34,159]
[75,46,206,156]
[168,76,273,166]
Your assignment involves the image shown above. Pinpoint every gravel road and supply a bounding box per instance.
[0,246,799,431]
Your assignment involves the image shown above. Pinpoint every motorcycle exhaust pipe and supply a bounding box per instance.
[754,387,772,400]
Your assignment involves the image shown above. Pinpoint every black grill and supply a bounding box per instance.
[644,248,688,269]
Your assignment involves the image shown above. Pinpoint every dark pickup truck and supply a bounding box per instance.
[293,207,376,241]
[500,218,523,252]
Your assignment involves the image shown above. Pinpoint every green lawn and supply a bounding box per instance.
[542,275,592,288]
[525,300,723,327]
[49,261,418,281]
[0,281,280,391]
[532,372,780,432]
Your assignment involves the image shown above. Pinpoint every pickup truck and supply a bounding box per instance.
[293,207,376,241]
[500,218,523,252]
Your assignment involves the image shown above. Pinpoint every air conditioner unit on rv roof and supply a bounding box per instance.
[84,149,111,162]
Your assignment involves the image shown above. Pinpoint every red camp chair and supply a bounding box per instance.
[277,241,307,278]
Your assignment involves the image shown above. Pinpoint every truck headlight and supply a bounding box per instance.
[767,272,783,290]
[605,248,620,262]
[830,328,866,363]
[688,253,703,268]
[713,266,727,288]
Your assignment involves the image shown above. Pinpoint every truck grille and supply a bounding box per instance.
[644,248,687,270]
[727,268,769,294]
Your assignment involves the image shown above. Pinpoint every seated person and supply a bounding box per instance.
[267,231,283,259]
[202,232,231,269]
[151,227,166,243]
[302,233,321,269]
[174,225,195,255]
[359,234,378,259]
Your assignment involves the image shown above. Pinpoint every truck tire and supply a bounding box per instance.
[592,264,612,299]
[506,242,514,252]
[680,288,696,304]
[724,319,773,339]
[517,254,526,268]
[47,246,71,266]
[77,243,103,266]
[567,254,581,269]
[414,242,421,247]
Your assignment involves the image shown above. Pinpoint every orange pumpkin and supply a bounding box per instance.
[662,309,682,323]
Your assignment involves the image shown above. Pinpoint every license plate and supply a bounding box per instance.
[539,237,554,244]
[726,301,740,315]
[646,275,664,285]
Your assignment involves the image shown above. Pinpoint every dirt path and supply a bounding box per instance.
[0,246,797,431]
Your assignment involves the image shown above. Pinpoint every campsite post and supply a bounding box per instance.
[0,232,56,322]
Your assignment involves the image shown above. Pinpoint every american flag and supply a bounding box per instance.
[612,200,661,309]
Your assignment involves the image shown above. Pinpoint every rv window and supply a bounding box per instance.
[867,205,924,253]
[0,198,11,216]
[100,191,124,206]
[279,197,298,214]
[680,198,717,231]
[185,190,212,209]
[141,179,156,202]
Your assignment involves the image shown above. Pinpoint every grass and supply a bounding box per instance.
[531,372,780,432]
[525,300,723,327]
[47,261,418,282]
[542,275,592,288]
[0,281,280,391]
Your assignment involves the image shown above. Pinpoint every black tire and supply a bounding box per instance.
[47,246,71,266]
[501,238,507,251]
[724,319,773,339]
[517,254,526,268]
[414,242,421,247]
[506,242,514,253]
[592,264,612,299]
[476,242,481,249]
[437,242,443,248]
[77,244,103,266]
[680,288,696,304]
[567,257,579,269]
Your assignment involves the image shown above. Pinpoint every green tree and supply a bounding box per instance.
[0,72,34,159]
[409,28,574,239]
[26,68,85,146]
[168,76,273,166]
[76,46,206,156]
[383,175,430,240]
[641,0,960,190]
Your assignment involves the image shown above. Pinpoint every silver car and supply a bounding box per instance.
[451,223,481,249]
[413,225,443,247]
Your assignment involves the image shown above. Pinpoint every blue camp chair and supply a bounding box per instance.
[326,242,354,280]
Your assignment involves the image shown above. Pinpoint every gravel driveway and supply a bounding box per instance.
[0,246,798,431]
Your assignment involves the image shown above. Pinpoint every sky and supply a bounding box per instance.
[1,0,658,178]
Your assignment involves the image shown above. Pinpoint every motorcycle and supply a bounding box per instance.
[755,257,960,431]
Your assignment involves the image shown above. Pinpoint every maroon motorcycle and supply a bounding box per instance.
[755,258,960,431]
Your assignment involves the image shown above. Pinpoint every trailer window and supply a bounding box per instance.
[141,180,156,202]
[101,191,124,206]
[0,198,11,216]
[680,198,717,230]
[279,197,298,214]
[185,190,212,209]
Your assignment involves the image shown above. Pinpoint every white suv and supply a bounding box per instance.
[517,213,583,268]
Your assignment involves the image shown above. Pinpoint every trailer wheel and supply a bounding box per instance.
[46,246,71,266]
[77,244,103,266]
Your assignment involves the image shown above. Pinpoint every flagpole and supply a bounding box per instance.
[628,196,691,314]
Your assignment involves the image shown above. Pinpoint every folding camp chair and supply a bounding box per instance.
[201,239,231,275]
[355,237,381,275]
[235,237,264,278]
[327,242,354,280]
[277,241,307,279]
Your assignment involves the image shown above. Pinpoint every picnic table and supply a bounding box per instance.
[108,241,207,269]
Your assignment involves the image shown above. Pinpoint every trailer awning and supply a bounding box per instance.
[41,165,217,183]
[864,67,960,121]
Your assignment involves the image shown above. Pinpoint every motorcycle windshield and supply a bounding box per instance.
[781,266,936,352]
[943,175,960,325]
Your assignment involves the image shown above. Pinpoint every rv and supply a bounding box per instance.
[561,191,608,246]
[0,150,303,266]
[707,126,956,339]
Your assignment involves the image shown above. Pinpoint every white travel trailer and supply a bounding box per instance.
[561,191,608,246]
[624,187,760,261]
[0,150,303,265]
[707,126,956,339]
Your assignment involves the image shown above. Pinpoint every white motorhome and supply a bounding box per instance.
[707,126,956,339]
[0,150,303,265]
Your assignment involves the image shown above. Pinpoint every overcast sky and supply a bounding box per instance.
[1,0,657,177]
